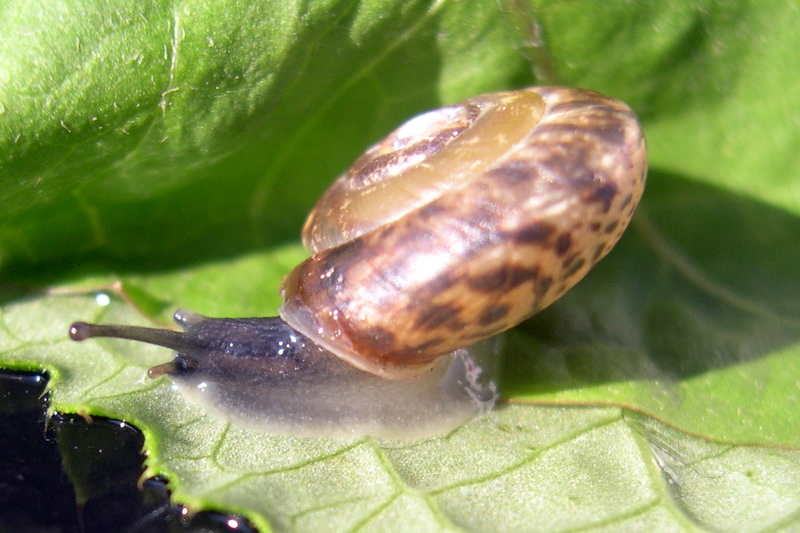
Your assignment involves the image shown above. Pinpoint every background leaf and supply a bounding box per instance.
[1,0,799,531]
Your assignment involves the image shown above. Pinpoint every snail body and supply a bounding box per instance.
[70,87,647,439]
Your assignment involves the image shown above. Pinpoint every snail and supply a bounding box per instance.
[70,86,647,439]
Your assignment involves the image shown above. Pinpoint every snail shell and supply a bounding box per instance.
[69,87,646,439]
[281,86,646,378]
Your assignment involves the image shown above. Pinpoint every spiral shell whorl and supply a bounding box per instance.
[280,87,646,379]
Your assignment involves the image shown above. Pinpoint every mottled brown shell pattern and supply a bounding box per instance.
[280,87,647,379]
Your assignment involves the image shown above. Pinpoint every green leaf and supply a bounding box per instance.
[2,0,800,530]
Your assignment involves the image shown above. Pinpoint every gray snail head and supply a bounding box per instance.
[70,86,647,439]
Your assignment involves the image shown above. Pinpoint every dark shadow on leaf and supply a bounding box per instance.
[503,169,800,392]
